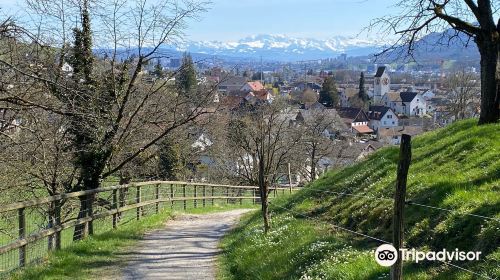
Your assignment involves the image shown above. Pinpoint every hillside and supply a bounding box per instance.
[219,120,500,280]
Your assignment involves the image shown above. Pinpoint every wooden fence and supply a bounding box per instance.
[0,181,296,274]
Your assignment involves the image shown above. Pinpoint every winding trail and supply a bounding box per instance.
[121,209,252,280]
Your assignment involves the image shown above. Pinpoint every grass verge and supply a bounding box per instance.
[218,120,500,280]
[8,202,258,280]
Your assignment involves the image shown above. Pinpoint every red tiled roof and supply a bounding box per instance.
[353,125,374,134]
[245,81,265,91]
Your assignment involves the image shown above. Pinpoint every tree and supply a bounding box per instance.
[319,76,339,107]
[0,0,211,240]
[176,53,197,94]
[373,0,499,124]
[224,100,302,232]
[297,110,344,181]
[446,69,481,120]
[358,72,369,102]
[252,71,264,81]
[158,138,181,180]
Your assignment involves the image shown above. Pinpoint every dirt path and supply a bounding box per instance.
[119,209,252,280]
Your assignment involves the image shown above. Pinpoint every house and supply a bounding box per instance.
[373,66,390,104]
[339,88,358,107]
[336,107,373,137]
[241,81,265,92]
[218,76,248,93]
[303,101,326,110]
[244,90,274,105]
[293,82,322,92]
[400,92,427,117]
[367,106,398,132]
[377,126,423,145]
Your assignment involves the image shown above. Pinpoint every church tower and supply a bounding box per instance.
[373,66,390,104]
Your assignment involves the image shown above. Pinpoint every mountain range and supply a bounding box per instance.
[159,29,479,62]
[166,32,479,62]
[172,34,386,61]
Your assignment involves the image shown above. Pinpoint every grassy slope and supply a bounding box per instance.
[219,120,500,280]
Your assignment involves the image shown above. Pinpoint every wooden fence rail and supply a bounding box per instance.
[0,181,298,274]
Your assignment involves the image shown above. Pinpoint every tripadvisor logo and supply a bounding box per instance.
[374,244,482,267]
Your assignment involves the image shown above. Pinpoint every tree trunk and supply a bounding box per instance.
[310,146,316,182]
[258,151,270,233]
[73,174,99,240]
[477,39,499,124]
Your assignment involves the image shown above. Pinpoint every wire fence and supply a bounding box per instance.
[268,199,497,280]
[0,181,297,275]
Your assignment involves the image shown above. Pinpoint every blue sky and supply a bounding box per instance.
[0,0,397,41]
[188,0,395,41]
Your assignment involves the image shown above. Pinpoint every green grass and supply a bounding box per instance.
[5,201,259,280]
[218,119,500,280]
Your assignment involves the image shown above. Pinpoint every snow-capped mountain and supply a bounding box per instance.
[171,34,387,61]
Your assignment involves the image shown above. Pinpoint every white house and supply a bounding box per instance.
[367,106,399,132]
[400,92,427,117]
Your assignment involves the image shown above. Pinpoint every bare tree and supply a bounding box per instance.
[223,100,301,232]
[0,0,213,240]
[446,69,481,119]
[372,0,499,124]
[296,109,345,182]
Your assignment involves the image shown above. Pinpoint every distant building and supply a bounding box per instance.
[336,107,373,137]
[373,66,390,104]
[400,92,427,117]
[241,81,265,92]
[218,76,248,93]
[368,106,399,132]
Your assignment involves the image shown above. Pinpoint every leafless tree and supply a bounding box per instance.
[446,69,481,119]
[223,100,302,232]
[296,109,345,182]
[371,0,499,124]
[0,0,213,240]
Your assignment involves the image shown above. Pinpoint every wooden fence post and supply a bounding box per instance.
[391,134,412,280]
[288,163,293,193]
[211,186,215,206]
[203,186,206,207]
[226,187,229,204]
[170,184,174,209]
[54,200,61,250]
[253,188,256,205]
[183,185,186,210]
[136,186,141,220]
[194,185,198,208]
[18,208,26,267]
[112,189,118,229]
[155,184,160,214]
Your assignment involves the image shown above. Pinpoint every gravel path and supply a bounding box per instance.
[121,209,252,280]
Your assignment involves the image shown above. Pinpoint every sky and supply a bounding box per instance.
[0,0,398,41]
[187,0,396,41]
